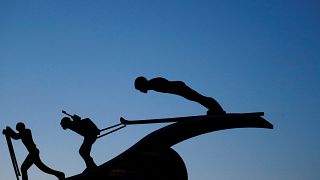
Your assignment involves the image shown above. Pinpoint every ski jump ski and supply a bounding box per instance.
[120,112,265,125]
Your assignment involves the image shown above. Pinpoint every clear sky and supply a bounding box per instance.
[1,1,319,180]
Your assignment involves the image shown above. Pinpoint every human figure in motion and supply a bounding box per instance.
[60,113,100,172]
[2,122,65,180]
[134,76,225,115]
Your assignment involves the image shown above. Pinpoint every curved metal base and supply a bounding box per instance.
[67,148,187,180]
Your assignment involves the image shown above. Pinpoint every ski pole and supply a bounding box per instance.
[99,123,123,132]
[97,125,126,139]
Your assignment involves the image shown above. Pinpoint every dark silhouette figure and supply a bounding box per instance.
[60,114,100,171]
[2,122,65,180]
[135,76,225,115]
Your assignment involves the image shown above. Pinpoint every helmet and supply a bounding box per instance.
[60,117,71,130]
[16,122,25,131]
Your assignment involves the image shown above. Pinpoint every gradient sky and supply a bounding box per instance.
[1,1,319,180]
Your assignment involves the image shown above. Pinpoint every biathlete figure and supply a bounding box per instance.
[2,122,65,180]
[134,76,225,115]
[60,114,100,172]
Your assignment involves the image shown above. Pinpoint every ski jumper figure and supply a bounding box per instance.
[134,76,225,115]
[60,114,100,171]
[2,122,65,180]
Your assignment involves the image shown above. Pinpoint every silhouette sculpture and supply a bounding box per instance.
[60,111,100,172]
[2,122,65,180]
[3,77,273,180]
[135,76,225,115]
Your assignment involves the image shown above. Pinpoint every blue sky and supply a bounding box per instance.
[1,1,319,179]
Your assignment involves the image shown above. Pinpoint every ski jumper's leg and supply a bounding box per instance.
[79,136,97,169]
[172,81,225,113]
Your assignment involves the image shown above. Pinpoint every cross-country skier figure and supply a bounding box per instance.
[60,113,100,172]
[2,122,65,180]
[134,76,225,115]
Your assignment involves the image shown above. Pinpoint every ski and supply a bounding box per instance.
[120,112,264,125]
[5,134,20,180]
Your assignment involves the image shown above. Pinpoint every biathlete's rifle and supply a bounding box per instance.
[3,130,21,180]
[62,110,80,119]
[61,110,126,139]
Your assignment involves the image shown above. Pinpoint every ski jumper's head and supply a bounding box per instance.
[61,117,72,130]
[135,76,148,93]
[16,122,26,132]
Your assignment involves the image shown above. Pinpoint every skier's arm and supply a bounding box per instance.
[3,127,22,140]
